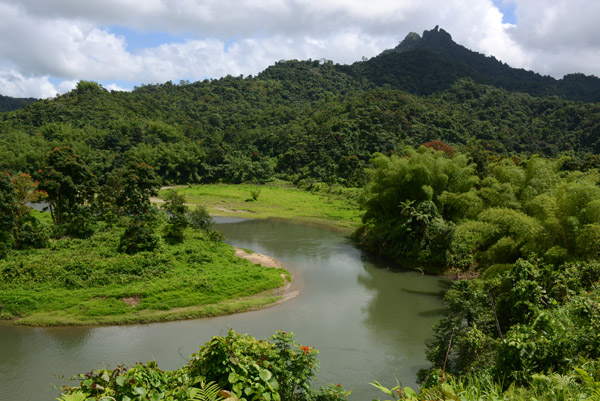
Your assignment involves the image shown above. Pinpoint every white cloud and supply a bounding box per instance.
[0,68,59,98]
[506,0,600,77]
[104,82,131,92]
[0,0,599,98]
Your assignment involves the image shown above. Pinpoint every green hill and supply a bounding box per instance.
[1,28,599,185]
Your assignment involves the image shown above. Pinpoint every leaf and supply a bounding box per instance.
[116,375,126,387]
[55,391,88,401]
[228,372,239,384]
[259,368,272,382]
[268,378,279,391]
[369,380,396,397]
[403,387,418,397]
[100,372,110,382]
[133,387,147,397]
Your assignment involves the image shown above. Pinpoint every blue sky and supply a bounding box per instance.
[493,0,517,24]
[1,0,599,98]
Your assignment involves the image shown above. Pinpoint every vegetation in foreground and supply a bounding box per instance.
[371,361,600,401]
[158,181,361,230]
[58,330,350,401]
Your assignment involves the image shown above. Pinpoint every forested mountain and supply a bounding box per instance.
[366,26,600,102]
[0,28,599,186]
[0,94,38,112]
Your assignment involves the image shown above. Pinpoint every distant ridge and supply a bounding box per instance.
[0,94,38,112]
[357,26,600,102]
[3,26,599,105]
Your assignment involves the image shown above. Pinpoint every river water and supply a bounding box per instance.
[0,217,448,401]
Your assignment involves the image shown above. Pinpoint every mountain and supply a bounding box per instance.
[0,94,38,112]
[357,26,600,102]
[1,28,599,186]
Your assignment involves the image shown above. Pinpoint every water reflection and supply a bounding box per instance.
[356,253,448,381]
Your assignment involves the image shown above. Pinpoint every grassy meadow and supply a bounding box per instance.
[157,181,362,230]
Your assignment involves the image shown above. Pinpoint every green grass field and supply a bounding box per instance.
[0,224,286,326]
[158,181,362,230]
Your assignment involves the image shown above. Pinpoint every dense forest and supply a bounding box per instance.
[0,94,37,113]
[2,26,600,401]
[1,27,600,189]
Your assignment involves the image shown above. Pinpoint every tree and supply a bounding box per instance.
[0,172,17,258]
[10,173,48,249]
[37,147,98,235]
[118,161,162,217]
[355,147,478,270]
[117,217,159,254]
[117,161,162,254]
[161,189,188,243]
[189,204,213,231]
[94,168,126,225]
[11,173,47,221]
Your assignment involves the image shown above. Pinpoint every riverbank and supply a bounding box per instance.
[155,181,362,232]
[0,225,292,327]
[233,247,299,304]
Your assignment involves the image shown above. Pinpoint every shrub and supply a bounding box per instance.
[59,330,350,401]
[118,218,159,254]
[190,205,213,232]
[14,214,49,249]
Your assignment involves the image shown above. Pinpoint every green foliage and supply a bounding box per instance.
[423,258,600,386]
[0,172,16,258]
[2,35,600,189]
[357,151,600,272]
[0,223,286,324]
[189,205,213,232]
[59,330,348,401]
[37,147,98,234]
[118,217,159,254]
[120,161,162,217]
[14,213,49,250]
[65,361,196,401]
[576,224,600,259]
[0,93,37,112]
[355,148,479,271]
[75,80,105,94]
[248,188,261,202]
[161,189,189,243]
[189,329,349,401]
[377,363,600,401]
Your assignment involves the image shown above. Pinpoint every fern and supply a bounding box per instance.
[56,391,89,401]
[189,379,224,401]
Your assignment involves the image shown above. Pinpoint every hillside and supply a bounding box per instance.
[0,27,599,186]
[0,94,38,112]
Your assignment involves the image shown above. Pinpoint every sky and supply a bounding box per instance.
[1,0,599,99]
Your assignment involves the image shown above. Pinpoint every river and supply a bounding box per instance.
[0,217,448,401]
